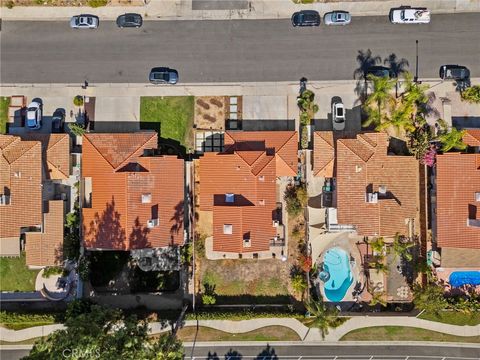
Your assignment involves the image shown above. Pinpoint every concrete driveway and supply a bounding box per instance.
[93,96,140,132]
[243,95,288,120]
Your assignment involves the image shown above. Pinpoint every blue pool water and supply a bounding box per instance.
[321,247,353,302]
[449,271,480,287]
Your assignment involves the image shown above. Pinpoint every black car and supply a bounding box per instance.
[365,66,395,79]
[116,13,143,28]
[291,10,321,27]
[149,67,178,85]
[52,109,65,133]
[439,65,470,81]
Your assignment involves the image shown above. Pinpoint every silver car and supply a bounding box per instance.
[323,11,351,26]
[26,101,42,130]
[332,101,346,130]
[70,15,99,29]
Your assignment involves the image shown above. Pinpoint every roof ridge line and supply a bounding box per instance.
[8,141,40,166]
[276,131,298,173]
[114,133,157,171]
[338,139,367,163]
[84,135,117,170]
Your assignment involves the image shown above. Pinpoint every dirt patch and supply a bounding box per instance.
[194,96,227,130]
[176,326,301,342]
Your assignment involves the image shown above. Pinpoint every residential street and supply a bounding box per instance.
[1,13,479,84]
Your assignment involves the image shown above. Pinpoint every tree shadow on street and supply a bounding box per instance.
[255,344,278,360]
[353,49,381,105]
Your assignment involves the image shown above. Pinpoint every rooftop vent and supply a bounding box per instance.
[476,192,480,202]
[259,199,265,206]
[147,218,159,228]
[366,192,378,204]
[272,220,280,227]
[355,165,363,173]
[223,224,233,235]
[141,193,152,204]
[378,185,387,195]
[0,195,10,206]
[243,238,251,248]
[14,171,21,178]
[259,176,265,182]
[225,193,235,203]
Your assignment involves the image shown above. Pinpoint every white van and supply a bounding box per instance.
[389,7,431,24]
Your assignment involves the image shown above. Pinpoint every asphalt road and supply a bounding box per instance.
[2,343,480,359]
[1,14,479,84]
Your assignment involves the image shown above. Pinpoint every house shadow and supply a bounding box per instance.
[170,200,185,242]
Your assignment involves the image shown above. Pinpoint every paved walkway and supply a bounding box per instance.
[1,0,480,21]
[2,316,479,343]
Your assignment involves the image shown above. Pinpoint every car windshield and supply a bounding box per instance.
[154,73,168,80]
[28,107,36,111]
[125,16,135,23]
[337,108,344,116]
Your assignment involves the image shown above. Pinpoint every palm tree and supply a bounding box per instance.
[304,297,339,339]
[377,100,416,135]
[369,259,390,275]
[369,291,387,307]
[438,127,467,152]
[363,75,396,129]
[369,237,386,255]
[392,233,415,262]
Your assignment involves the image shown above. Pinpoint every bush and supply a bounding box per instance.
[88,0,108,7]
[42,266,64,278]
[291,273,307,294]
[185,310,302,321]
[301,126,309,149]
[0,311,57,330]
[78,256,91,281]
[202,294,216,305]
[5,1,14,9]
[181,243,193,265]
[68,123,86,137]
[284,186,303,217]
[73,95,84,107]
[300,111,310,126]
[461,85,480,104]
[194,233,206,259]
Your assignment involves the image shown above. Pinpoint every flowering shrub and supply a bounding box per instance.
[422,147,437,167]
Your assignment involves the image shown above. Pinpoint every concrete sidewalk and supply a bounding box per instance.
[1,0,479,21]
[2,316,480,342]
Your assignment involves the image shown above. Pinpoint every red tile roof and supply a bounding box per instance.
[82,133,184,250]
[336,132,420,237]
[463,129,480,147]
[199,131,297,253]
[20,134,70,180]
[436,153,480,249]
[25,200,64,267]
[0,135,42,240]
[313,131,334,178]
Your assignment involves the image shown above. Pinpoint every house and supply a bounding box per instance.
[434,151,480,269]
[198,131,298,258]
[0,134,69,267]
[314,131,420,237]
[81,132,185,251]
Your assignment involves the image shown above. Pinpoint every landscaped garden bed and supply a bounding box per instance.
[194,96,227,130]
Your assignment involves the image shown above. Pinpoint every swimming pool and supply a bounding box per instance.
[320,247,353,302]
[449,271,480,287]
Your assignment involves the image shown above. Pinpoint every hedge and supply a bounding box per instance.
[185,310,304,321]
[0,311,59,330]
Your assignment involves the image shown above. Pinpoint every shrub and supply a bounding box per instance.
[0,311,57,330]
[185,310,301,321]
[300,111,310,126]
[181,243,193,265]
[5,1,14,9]
[284,186,302,217]
[88,0,108,8]
[42,266,64,278]
[461,85,480,104]
[73,95,84,107]
[194,233,206,259]
[290,273,308,294]
[202,294,216,305]
[301,126,309,149]
[78,256,91,281]
[298,254,312,273]
[68,123,86,137]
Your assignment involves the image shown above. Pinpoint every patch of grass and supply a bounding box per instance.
[0,96,10,134]
[340,326,480,343]
[0,253,39,291]
[0,337,44,345]
[418,311,480,326]
[176,326,300,342]
[140,96,194,149]
[0,311,57,330]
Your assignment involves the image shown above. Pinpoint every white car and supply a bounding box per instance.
[70,15,99,29]
[389,7,430,24]
[332,102,346,131]
[323,11,351,26]
[26,101,42,130]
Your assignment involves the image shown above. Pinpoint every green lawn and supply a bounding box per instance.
[0,311,57,331]
[341,326,480,343]
[0,253,39,291]
[0,96,10,134]
[418,311,480,326]
[140,96,194,150]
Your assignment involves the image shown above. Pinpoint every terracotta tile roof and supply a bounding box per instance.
[313,131,335,178]
[20,134,70,180]
[0,135,42,240]
[199,131,297,253]
[463,129,480,147]
[25,200,64,267]
[224,131,298,176]
[336,132,419,237]
[436,153,480,249]
[82,132,184,250]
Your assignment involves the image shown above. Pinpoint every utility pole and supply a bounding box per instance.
[414,40,419,83]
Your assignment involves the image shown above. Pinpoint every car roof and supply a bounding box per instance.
[151,67,169,72]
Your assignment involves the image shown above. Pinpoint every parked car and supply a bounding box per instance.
[52,109,65,133]
[116,13,143,28]
[323,11,351,26]
[332,101,346,130]
[389,7,430,24]
[365,66,395,79]
[70,15,99,29]
[149,67,178,85]
[26,101,42,130]
[439,65,470,81]
[291,10,321,27]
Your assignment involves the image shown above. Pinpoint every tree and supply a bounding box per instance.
[392,233,415,262]
[369,237,386,255]
[369,291,387,307]
[369,259,389,275]
[413,283,448,315]
[68,123,86,137]
[377,100,415,134]
[438,127,467,152]
[363,75,396,129]
[461,85,480,104]
[24,302,184,360]
[304,298,340,339]
[291,273,308,294]
[284,185,304,217]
